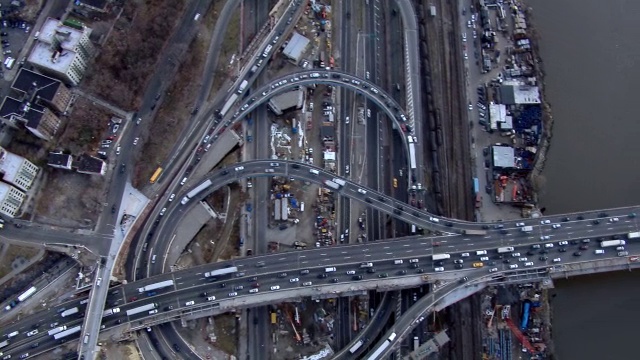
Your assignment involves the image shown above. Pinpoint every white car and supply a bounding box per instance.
[540,236,550,241]
[302,282,312,286]
[185,301,195,306]
[228,292,237,297]
[168,194,175,202]
[511,253,521,257]
[249,288,259,293]
[434,267,444,272]
[270,285,280,291]
[553,258,562,263]
[454,259,464,264]
[552,224,561,229]
[518,257,528,262]
[289,278,299,283]
[558,241,569,246]
[149,309,158,314]
[133,137,139,145]
[541,220,551,224]
[509,264,519,269]
[235,166,245,171]
[460,253,470,257]
[409,259,419,263]
[205,143,212,152]
[489,268,498,273]
[346,270,356,275]
[207,296,216,301]
[609,217,619,222]
[480,256,489,261]
[524,262,534,267]
[159,208,167,216]
[594,249,605,254]
[429,217,440,223]
[515,222,525,227]
[27,330,38,337]
[544,243,554,248]
[116,146,121,155]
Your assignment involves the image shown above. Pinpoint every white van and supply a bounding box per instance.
[309,169,320,175]
[394,259,404,265]
[357,189,367,195]
[194,13,201,21]
[180,177,187,186]
[7,331,19,338]
[151,255,157,264]
[476,250,487,256]
[325,267,336,272]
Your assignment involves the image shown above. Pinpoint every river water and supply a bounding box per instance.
[527,0,640,358]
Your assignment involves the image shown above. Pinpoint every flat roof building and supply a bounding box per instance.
[268,88,304,115]
[491,145,515,169]
[0,181,26,218]
[0,147,39,192]
[75,154,106,176]
[488,103,507,130]
[0,96,62,141]
[282,32,310,63]
[499,84,541,105]
[12,69,73,113]
[47,152,73,170]
[27,18,95,86]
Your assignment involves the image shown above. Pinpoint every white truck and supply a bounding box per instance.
[47,326,67,336]
[601,240,626,247]
[61,307,79,317]
[432,254,451,261]
[332,178,347,186]
[125,303,158,316]
[627,232,640,239]
[521,226,534,232]
[497,247,515,253]
[324,180,340,190]
[137,280,174,293]
[237,80,249,94]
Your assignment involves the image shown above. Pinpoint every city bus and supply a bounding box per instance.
[149,167,163,184]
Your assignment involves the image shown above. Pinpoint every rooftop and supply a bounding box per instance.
[12,69,62,101]
[47,152,72,168]
[283,32,310,61]
[29,42,76,74]
[0,97,45,124]
[28,18,89,73]
[492,145,515,169]
[268,89,304,115]
[75,154,105,175]
[0,149,27,185]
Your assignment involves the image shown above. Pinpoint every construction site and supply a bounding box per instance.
[478,285,553,360]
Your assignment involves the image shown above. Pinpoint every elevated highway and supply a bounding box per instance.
[2,159,639,358]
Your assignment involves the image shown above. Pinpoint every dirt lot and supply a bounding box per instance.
[0,244,40,279]
[213,314,238,355]
[82,0,187,110]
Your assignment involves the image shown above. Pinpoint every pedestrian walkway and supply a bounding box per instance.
[71,88,132,119]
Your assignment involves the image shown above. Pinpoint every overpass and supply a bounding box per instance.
[2,160,639,357]
[2,246,639,358]
[212,69,419,185]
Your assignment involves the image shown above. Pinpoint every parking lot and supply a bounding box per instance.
[0,10,33,74]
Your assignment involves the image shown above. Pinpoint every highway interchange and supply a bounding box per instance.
[2,158,640,358]
[2,0,640,359]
